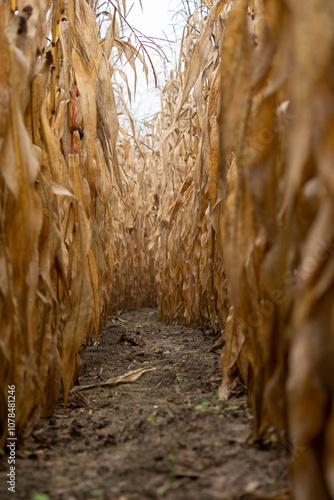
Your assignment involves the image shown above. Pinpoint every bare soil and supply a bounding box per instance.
[0,308,290,500]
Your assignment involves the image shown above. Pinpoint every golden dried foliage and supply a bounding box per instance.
[152,2,229,330]
[1,0,334,498]
[152,1,334,498]
[0,0,156,447]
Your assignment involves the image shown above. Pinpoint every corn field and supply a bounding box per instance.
[0,0,334,498]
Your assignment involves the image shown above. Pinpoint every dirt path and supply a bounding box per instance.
[0,308,290,500]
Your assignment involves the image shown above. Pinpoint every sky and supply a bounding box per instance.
[121,0,185,122]
[126,0,182,42]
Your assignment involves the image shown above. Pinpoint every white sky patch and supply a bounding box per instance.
[121,0,184,123]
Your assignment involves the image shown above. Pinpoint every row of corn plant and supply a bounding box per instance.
[0,0,158,447]
[149,1,334,498]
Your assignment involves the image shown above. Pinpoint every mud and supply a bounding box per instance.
[0,308,290,500]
